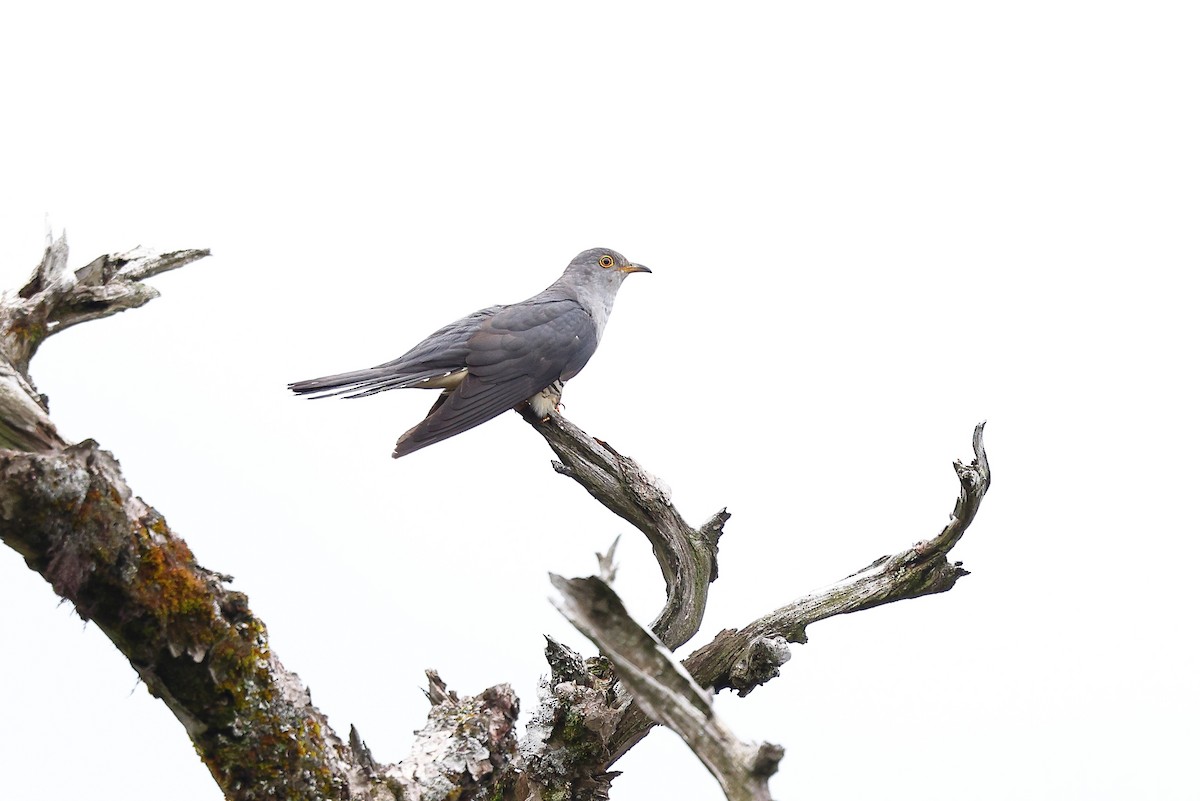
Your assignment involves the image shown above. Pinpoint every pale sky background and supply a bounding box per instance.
[1,3,1197,800]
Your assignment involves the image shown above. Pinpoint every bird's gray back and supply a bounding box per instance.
[467,293,599,385]
[375,305,503,372]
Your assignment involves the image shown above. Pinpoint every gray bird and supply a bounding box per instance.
[290,247,650,458]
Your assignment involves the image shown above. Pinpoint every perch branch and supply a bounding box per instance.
[521,407,728,651]
[553,574,782,801]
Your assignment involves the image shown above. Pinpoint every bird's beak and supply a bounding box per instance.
[620,263,652,274]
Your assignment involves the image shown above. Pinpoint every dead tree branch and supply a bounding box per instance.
[0,235,208,453]
[521,407,728,651]
[686,422,988,695]
[603,424,990,763]
[1,234,209,378]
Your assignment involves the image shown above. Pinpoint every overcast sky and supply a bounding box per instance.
[2,3,1197,800]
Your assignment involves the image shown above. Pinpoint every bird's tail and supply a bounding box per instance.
[289,366,452,399]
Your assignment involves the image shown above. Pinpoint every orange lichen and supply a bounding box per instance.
[130,532,216,640]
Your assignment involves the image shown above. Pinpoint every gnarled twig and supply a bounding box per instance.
[605,423,991,763]
[1,234,210,377]
[0,236,209,453]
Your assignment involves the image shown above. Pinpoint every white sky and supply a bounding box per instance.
[1,3,1197,799]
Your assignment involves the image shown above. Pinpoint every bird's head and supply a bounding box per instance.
[561,247,651,297]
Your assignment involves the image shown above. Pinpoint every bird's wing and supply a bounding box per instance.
[392,298,597,457]
[289,306,502,398]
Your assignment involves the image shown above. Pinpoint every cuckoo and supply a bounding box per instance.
[290,247,650,457]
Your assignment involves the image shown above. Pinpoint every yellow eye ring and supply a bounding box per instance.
[599,255,615,268]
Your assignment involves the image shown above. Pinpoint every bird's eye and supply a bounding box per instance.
[599,255,615,268]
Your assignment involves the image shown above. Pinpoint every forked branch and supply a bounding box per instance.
[1,233,209,377]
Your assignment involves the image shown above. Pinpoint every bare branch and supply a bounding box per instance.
[1,233,210,376]
[0,236,209,453]
[606,424,991,762]
[552,575,781,801]
[522,407,728,651]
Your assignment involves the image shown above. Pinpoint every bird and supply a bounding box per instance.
[289,247,650,458]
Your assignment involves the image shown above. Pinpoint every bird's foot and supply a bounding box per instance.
[529,381,564,420]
